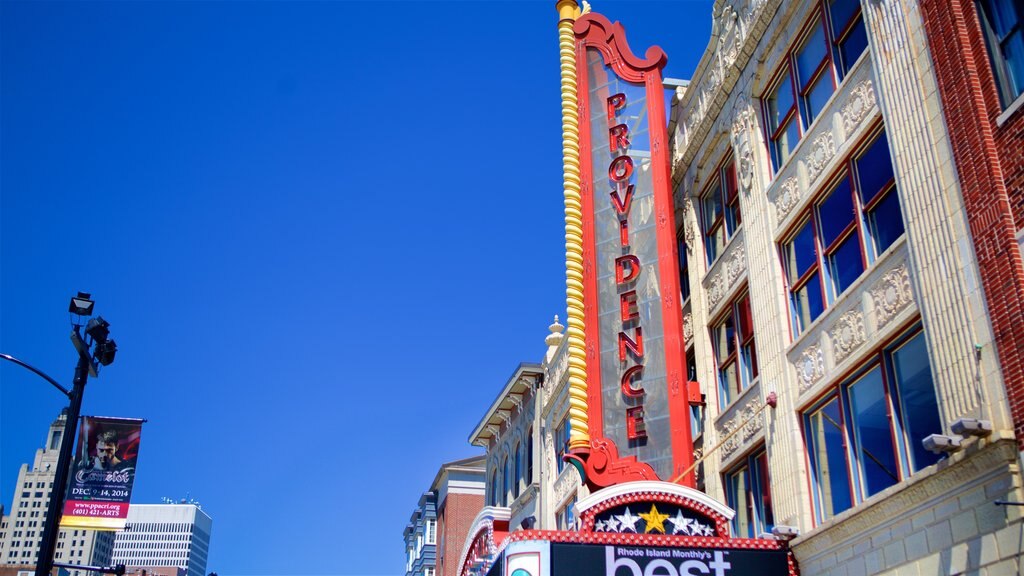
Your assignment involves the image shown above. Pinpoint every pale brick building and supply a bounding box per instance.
[0,412,115,576]
[667,0,1024,573]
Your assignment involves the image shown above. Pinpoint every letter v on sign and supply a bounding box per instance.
[610,184,635,216]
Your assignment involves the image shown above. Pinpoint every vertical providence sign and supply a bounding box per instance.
[562,3,694,487]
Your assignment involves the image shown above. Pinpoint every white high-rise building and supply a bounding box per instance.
[110,504,211,576]
[0,411,115,576]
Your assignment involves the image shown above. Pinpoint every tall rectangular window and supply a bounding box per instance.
[978,0,1024,107]
[711,292,758,408]
[803,328,941,523]
[724,448,775,537]
[555,417,571,474]
[701,157,741,264]
[678,237,691,302]
[426,520,436,545]
[556,497,577,530]
[782,127,902,335]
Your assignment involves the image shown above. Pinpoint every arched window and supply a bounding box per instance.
[513,444,521,499]
[489,469,498,506]
[527,427,534,485]
[502,456,510,506]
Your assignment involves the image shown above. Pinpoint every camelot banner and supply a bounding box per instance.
[61,416,144,530]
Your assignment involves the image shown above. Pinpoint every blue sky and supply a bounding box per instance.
[0,1,712,574]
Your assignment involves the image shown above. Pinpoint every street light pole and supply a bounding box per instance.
[34,355,89,576]
[0,292,117,576]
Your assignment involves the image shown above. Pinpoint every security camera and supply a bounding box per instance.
[951,418,993,438]
[771,525,800,540]
[923,434,962,454]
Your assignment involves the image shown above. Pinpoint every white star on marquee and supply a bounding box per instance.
[616,508,642,533]
[667,511,690,535]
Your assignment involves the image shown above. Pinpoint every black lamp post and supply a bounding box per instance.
[0,292,119,576]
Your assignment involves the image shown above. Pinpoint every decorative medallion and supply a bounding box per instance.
[772,176,800,220]
[805,131,836,184]
[829,310,866,363]
[870,264,913,328]
[842,80,876,135]
[717,4,741,69]
[796,345,825,391]
[683,313,693,344]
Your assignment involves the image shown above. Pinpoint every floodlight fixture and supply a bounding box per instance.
[771,525,800,541]
[923,434,962,454]
[95,339,117,366]
[85,316,110,344]
[950,417,993,438]
[69,292,95,316]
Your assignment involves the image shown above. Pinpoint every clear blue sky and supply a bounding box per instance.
[1,2,711,574]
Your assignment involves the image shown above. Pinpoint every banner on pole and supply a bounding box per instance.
[61,416,144,531]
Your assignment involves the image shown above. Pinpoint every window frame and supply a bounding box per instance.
[763,1,870,172]
[700,155,742,265]
[710,290,758,409]
[723,447,775,538]
[780,125,901,336]
[555,416,570,474]
[802,326,941,524]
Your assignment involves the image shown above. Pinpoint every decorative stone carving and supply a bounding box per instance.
[772,177,800,220]
[673,0,770,157]
[796,345,825,391]
[682,198,696,248]
[717,4,741,69]
[841,80,877,135]
[829,310,866,363]
[683,313,694,344]
[708,273,726,309]
[870,264,913,328]
[805,131,836,183]
[552,466,578,503]
[719,396,764,459]
[708,246,747,309]
[726,247,746,284]
[736,141,754,194]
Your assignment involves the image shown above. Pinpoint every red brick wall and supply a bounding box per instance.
[437,493,483,576]
[919,0,1024,445]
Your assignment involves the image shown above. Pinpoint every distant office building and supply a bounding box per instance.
[111,504,211,576]
[0,411,114,576]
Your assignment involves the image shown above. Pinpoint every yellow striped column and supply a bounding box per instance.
[555,0,590,452]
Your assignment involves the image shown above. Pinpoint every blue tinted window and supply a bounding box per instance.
[807,397,853,519]
[793,272,825,331]
[804,72,834,126]
[769,75,795,133]
[868,190,904,255]
[838,18,868,78]
[848,367,899,497]
[786,221,817,283]
[796,22,828,90]
[819,179,855,247]
[829,234,864,295]
[892,333,942,471]
[856,135,895,205]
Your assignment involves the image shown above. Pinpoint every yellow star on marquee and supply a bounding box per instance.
[639,504,670,534]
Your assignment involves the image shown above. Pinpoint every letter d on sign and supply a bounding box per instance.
[606,547,642,576]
